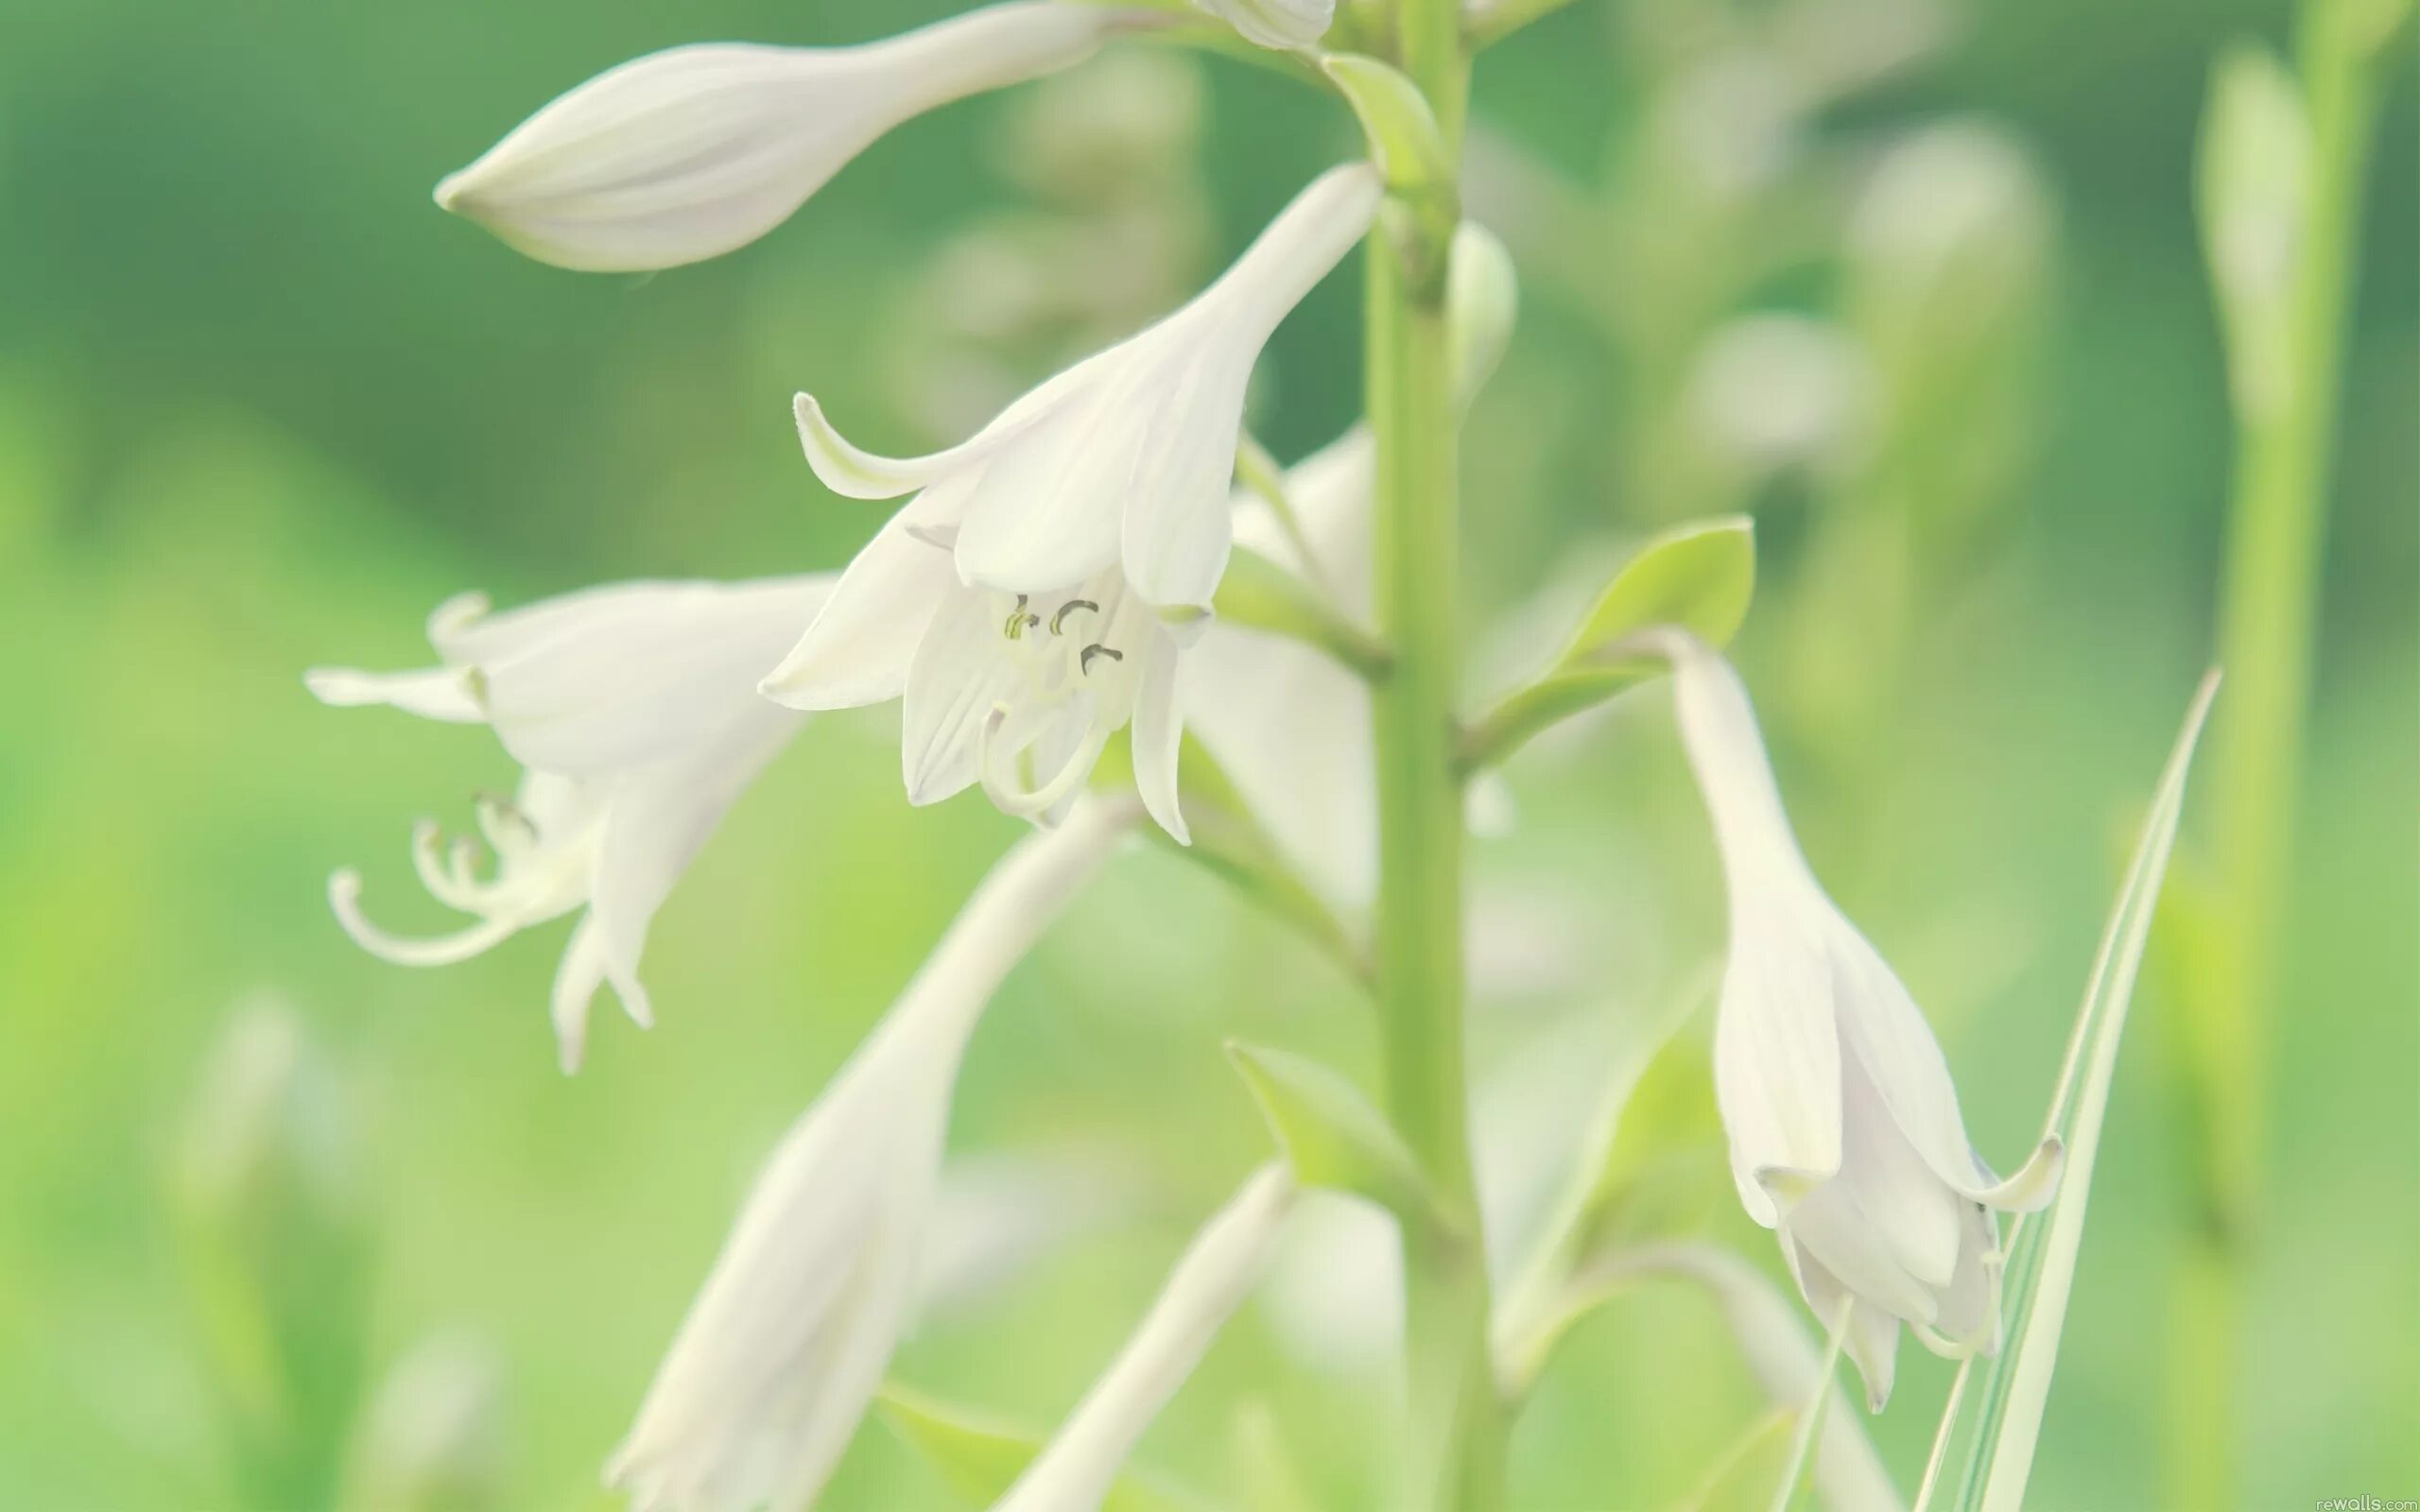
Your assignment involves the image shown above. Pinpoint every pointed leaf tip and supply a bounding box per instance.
[1225,1041,1442,1230]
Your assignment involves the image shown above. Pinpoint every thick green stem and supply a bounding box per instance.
[2174,8,2390,1507]
[1369,6,1499,1506]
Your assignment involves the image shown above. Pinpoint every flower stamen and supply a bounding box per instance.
[1050,599,1099,635]
[1080,644,1124,676]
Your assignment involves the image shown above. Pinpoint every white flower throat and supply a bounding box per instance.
[967,568,1154,820]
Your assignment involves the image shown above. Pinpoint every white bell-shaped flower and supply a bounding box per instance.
[307,576,824,1072]
[1192,0,1335,50]
[1652,629,2063,1408]
[789,163,1380,614]
[762,510,1192,840]
[605,799,1134,1512]
[436,3,1151,272]
[993,1164,1295,1512]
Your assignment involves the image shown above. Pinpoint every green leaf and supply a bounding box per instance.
[1210,545,1392,679]
[1322,55,1455,198]
[1559,516,1757,666]
[1225,1041,1443,1229]
[1671,1410,1797,1512]
[1461,517,1757,771]
[1769,1304,1852,1512]
[876,1385,1201,1512]
[1229,1402,1320,1512]
[1913,673,2221,1512]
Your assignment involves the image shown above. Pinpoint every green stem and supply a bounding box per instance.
[1370,5,1499,1506]
[2180,7,2391,1507]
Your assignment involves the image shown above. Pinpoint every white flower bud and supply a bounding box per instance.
[437,4,1150,272]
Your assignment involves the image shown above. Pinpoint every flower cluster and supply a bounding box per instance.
[311,1,2133,1505]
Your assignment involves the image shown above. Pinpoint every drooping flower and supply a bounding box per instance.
[764,164,1381,840]
[307,576,826,1073]
[788,163,1380,614]
[605,799,1137,1512]
[1192,0,1335,51]
[435,4,1159,273]
[1651,628,2062,1408]
[993,1164,1295,1512]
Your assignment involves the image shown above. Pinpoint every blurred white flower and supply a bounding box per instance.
[607,799,1136,1512]
[788,163,1380,613]
[308,576,825,1073]
[1654,629,2062,1408]
[1184,427,1378,896]
[436,4,1154,272]
[1846,122,2048,322]
[355,1333,506,1512]
[1193,0,1334,50]
[994,1165,1295,1512]
[1686,313,1871,473]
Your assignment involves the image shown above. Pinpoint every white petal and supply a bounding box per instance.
[549,914,612,1075]
[1787,1179,1941,1327]
[303,664,484,722]
[1826,914,2064,1211]
[995,1165,1295,1512]
[438,5,1134,272]
[1833,1052,1963,1290]
[1129,636,1188,845]
[949,388,1133,593]
[900,585,1031,805]
[1712,902,1845,1225]
[1115,349,1253,610]
[586,702,802,1022]
[475,577,822,777]
[1192,164,1381,347]
[1789,1241,1902,1412]
[761,504,962,710]
[1191,0,1333,49]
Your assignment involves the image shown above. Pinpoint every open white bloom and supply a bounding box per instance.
[766,165,1379,840]
[606,799,1134,1512]
[436,4,1153,272]
[1652,629,2062,1409]
[1193,0,1334,50]
[788,163,1380,612]
[307,576,824,1073]
[994,1164,1295,1512]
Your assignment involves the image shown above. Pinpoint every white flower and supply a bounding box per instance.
[1654,629,2062,1409]
[605,799,1135,1512]
[1192,0,1334,50]
[435,3,1154,272]
[1184,426,1378,899]
[994,1164,1295,1512]
[788,163,1381,614]
[307,576,825,1073]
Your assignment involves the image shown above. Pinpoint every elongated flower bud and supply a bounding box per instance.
[994,1165,1295,1512]
[437,5,1153,272]
[606,800,1136,1512]
[1650,629,2061,1409]
[1194,0,1334,50]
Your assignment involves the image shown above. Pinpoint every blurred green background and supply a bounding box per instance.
[1,0,2411,1507]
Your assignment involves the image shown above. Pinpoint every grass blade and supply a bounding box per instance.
[1932,671,2221,1512]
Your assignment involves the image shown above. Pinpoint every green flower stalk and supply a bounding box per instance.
[2175,1,2407,1506]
